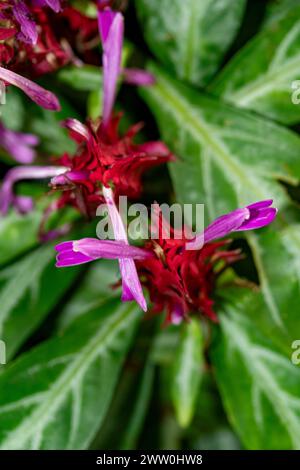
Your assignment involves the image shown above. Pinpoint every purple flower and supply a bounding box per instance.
[54,199,277,313]
[13,195,34,214]
[0,122,39,164]
[98,7,124,126]
[10,0,62,44]
[122,68,156,87]
[61,118,89,139]
[186,200,277,250]
[56,239,152,266]
[0,165,68,215]
[103,186,148,312]
[50,170,90,187]
[55,186,150,312]
[31,0,62,13]
[55,236,152,312]
[0,66,60,111]
[97,4,155,126]
[12,0,38,44]
[170,304,185,325]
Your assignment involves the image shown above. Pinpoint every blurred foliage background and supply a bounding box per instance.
[0,0,300,450]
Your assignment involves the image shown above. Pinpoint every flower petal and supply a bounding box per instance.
[61,118,89,140]
[0,122,39,163]
[13,195,34,214]
[12,0,38,45]
[238,200,278,231]
[50,170,89,187]
[0,67,61,111]
[186,208,249,249]
[246,199,273,210]
[98,10,124,125]
[170,304,184,325]
[0,165,68,215]
[74,238,152,260]
[32,0,62,12]
[103,186,148,311]
[122,68,155,86]
[186,200,277,250]
[45,0,62,12]
[55,238,151,267]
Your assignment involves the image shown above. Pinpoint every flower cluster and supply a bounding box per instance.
[0,1,99,75]
[0,1,277,324]
[50,116,172,217]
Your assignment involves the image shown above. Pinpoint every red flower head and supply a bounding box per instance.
[50,117,173,217]
[0,2,99,76]
[55,200,277,323]
[136,205,242,323]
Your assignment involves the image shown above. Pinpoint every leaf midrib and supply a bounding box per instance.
[181,0,200,81]
[0,303,138,449]
[153,71,270,204]
[228,54,300,106]
[222,314,300,449]
[0,246,53,335]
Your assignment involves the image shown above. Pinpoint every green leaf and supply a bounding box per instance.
[91,320,157,450]
[57,65,103,92]
[87,89,103,120]
[264,0,298,26]
[0,299,140,449]
[0,196,79,267]
[171,319,203,428]
[245,223,300,346]
[187,373,241,450]
[28,97,77,155]
[135,0,246,86]
[0,243,82,359]
[0,210,40,266]
[1,88,25,131]
[140,64,300,220]
[57,259,121,331]
[120,361,155,449]
[211,291,300,450]
[211,6,300,124]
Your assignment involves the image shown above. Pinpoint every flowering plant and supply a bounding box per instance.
[0,0,299,451]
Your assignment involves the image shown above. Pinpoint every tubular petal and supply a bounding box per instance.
[103,186,148,312]
[0,67,61,111]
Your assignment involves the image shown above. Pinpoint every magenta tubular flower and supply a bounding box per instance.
[56,239,152,267]
[0,122,39,163]
[50,170,90,187]
[55,199,277,314]
[55,239,152,312]
[98,4,155,127]
[61,118,90,140]
[122,68,156,86]
[55,186,150,312]
[13,195,34,214]
[32,0,62,13]
[12,0,38,44]
[103,186,148,312]
[98,7,124,126]
[186,200,277,250]
[0,66,60,111]
[0,165,68,215]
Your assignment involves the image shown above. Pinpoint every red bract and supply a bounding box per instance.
[50,115,173,217]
